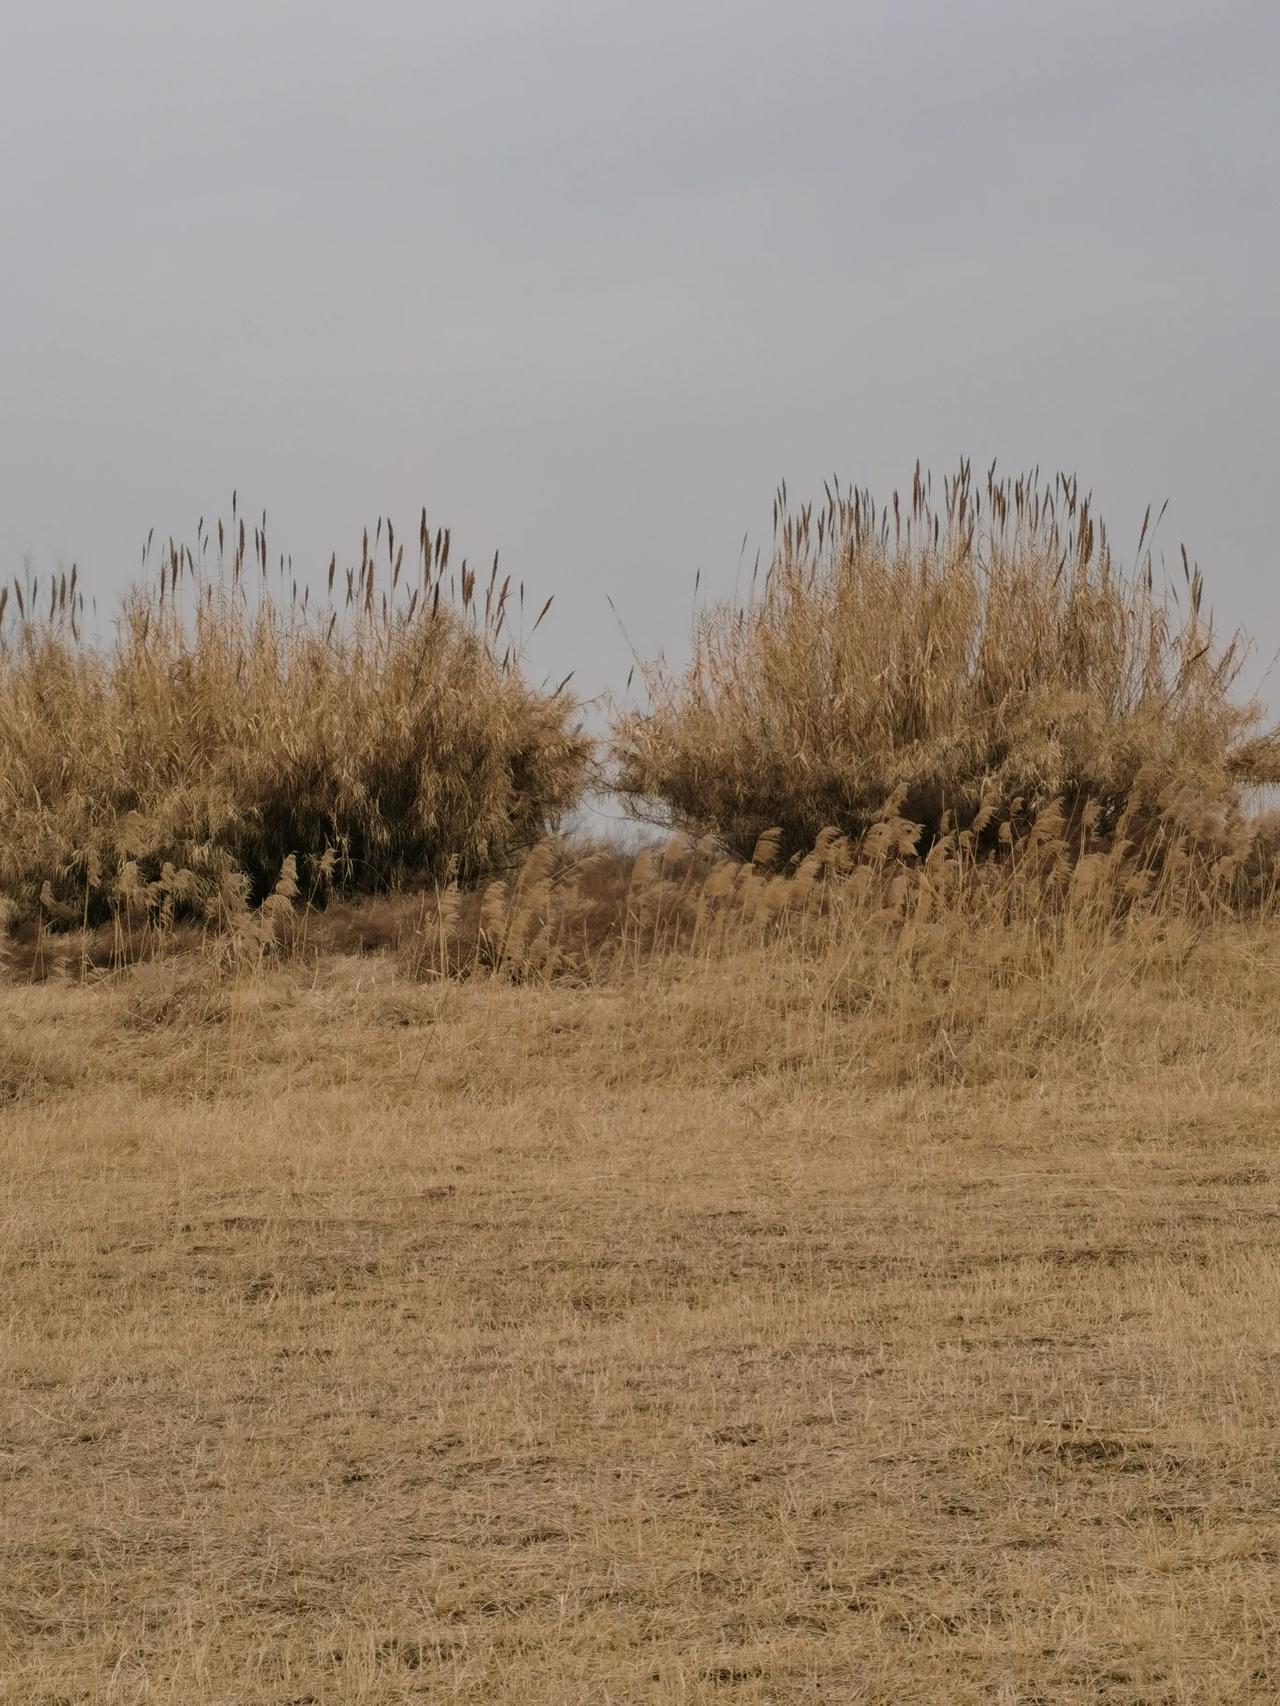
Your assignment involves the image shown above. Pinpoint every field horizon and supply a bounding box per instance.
[7,0,1278,1687]
[7,467,1280,1702]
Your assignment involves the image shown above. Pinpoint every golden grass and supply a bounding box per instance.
[10,781,1276,991]
[5,883,1280,1702]
[0,505,590,927]
[614,465,1280,858]
[7,468,1280,1700]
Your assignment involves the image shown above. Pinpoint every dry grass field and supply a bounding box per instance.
[6,469,1280,1701]
[5,877,1280,1705]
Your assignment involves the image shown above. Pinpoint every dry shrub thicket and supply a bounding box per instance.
[0,500,590,931]
[3,465,1279,973]
[614,462,1280,860]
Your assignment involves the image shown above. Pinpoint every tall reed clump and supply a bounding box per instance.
[0,504,590,927]
[613,462,1280,859]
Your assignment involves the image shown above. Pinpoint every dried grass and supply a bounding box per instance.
[5,884,1280,1701]
[0,504,590,928]
[7,466,1280,1702]
[614,464,1280,858]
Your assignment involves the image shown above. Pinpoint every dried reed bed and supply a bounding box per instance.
[614,464,1280,859]
[0,502,590,927]
[11,784,1277,1030]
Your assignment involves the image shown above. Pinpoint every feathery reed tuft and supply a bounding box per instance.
[613,463,1280,858]
[0,508,590,925]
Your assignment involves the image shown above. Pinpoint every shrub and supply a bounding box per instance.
[612,463,1280,858]
[0,508,590,926]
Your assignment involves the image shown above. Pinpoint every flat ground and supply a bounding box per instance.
[3,939,1280,1704]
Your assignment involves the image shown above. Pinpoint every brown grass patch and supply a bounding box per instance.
[4,891,1280,1700]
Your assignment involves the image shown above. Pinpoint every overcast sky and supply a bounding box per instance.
[3,0,1278,731]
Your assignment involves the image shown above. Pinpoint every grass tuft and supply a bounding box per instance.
[0,508,590,926]
[613,463,1280,858]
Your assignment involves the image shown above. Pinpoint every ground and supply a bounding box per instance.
[3,940,1280,1704]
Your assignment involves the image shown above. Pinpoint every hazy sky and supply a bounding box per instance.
[3,0,1278,729]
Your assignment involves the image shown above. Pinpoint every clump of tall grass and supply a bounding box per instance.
[613,463,1280,859]
[0,503,590,926]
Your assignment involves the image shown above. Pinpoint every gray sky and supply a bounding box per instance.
[3,0,1278,726]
